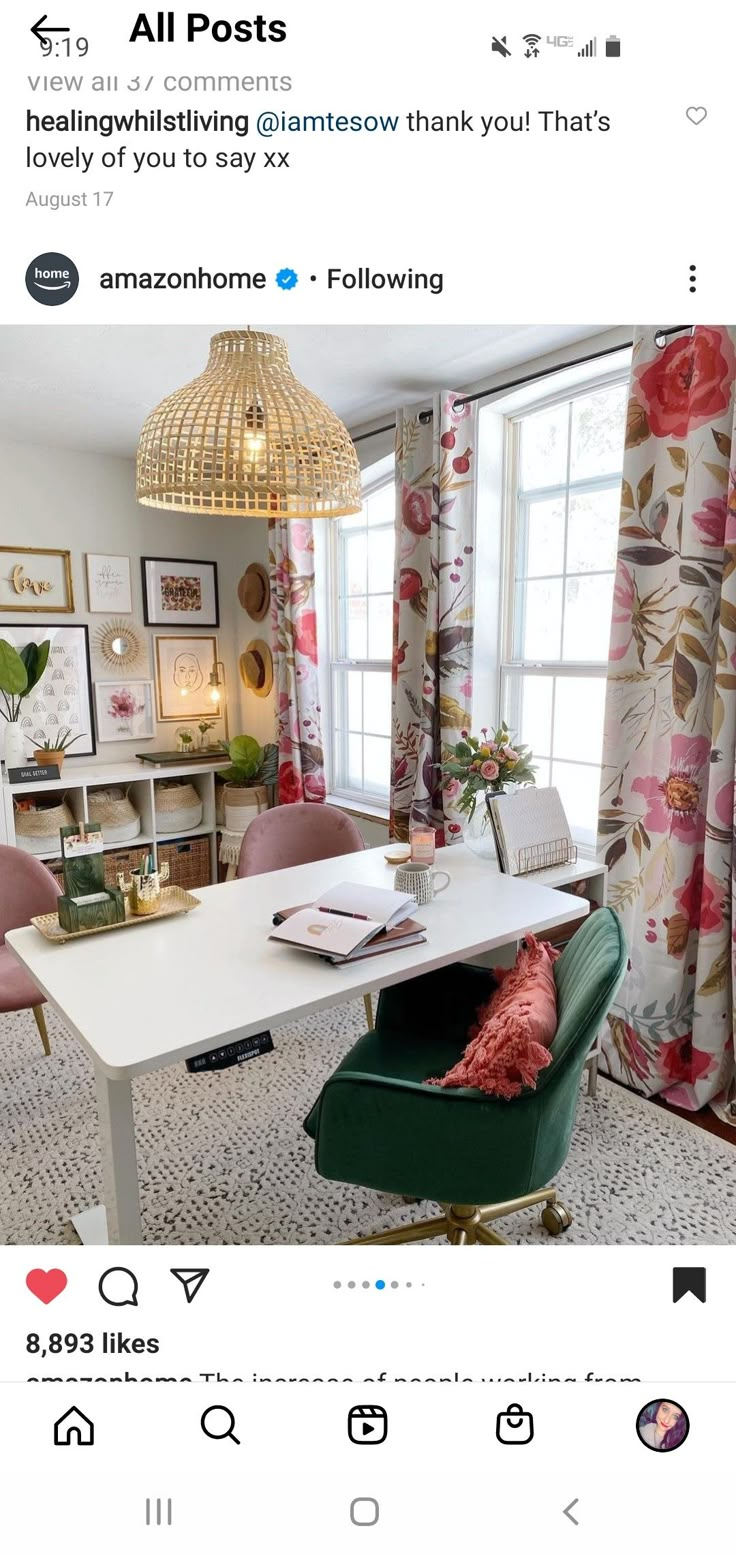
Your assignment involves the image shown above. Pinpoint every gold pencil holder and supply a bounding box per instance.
[117,862,170,916]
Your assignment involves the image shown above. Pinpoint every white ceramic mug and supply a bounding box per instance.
[394,860,451,906]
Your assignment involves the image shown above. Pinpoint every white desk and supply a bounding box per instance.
[6,844,595,1245]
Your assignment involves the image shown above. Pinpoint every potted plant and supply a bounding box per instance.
[33,729,84,773]
[439,722,536,858]
[217,735,278,832]
[0,638,51,768]
[197,719,216,750]
[177,728,194,755]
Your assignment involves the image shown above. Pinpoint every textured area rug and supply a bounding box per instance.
[1,1001,734,1245]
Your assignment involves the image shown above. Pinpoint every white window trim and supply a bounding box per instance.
[497,367,630,852]
[325,465,394,814]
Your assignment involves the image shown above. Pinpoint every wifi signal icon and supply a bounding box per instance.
[523,33,541,56]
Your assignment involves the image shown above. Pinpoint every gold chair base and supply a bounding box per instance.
[344,1189,572,1247]
[32,1004,51,1057]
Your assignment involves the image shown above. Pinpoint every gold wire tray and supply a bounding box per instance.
[31,886,202,943]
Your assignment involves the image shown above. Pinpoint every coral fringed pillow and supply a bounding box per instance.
[428,935,560,1099]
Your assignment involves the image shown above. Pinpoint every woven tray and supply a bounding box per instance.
[31,886,202,943]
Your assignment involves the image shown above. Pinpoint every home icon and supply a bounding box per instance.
[54,1406,95,1446]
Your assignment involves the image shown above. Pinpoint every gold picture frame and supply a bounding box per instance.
[154,633,228,734]
[0,546,75,613]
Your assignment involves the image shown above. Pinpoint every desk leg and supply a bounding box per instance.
[94,1069,143,1245]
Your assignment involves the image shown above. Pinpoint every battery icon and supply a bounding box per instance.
[605,35,621,56]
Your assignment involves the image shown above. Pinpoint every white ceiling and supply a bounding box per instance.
[0,325,610,458]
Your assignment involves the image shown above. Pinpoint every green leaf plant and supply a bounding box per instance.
[0,639,51,723]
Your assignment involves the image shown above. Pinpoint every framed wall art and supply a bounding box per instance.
[93,618,149,675]
[85,553,132,613]
[141,557,219,627]
[0,547,74,614]
[154,634,226,730]
[0,622,95,760]
[94,680,155,742]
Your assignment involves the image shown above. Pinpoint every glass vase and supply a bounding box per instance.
[464,800,499,862]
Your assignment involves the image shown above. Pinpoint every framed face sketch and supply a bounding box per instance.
[0,547,74,613]
[86,553,132,613]
[0,622,95,758]
[142,557,219,627]
[154,634,226,728]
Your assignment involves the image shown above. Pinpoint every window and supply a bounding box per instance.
[329,471,393,805]
[500,379,628,849]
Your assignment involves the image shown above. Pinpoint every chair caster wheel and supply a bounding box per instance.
[541,1203,572,1236]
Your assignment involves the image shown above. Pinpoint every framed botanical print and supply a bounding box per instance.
[86,553,132,613]
[154,634,227,730]
[141,557,219,627]
[94,680,155,742]
[0,622,95,759]
[0,547,74,613]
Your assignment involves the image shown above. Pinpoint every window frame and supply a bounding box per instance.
[327,465,394,810]
[498,369,629,849]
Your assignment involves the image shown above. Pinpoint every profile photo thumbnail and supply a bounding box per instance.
[636,1399,689,1453]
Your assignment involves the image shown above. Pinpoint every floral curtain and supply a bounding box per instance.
[598,326,736,1115]
[268,517,326,805]
[390,394,476,843]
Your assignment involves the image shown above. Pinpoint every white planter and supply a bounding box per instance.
[3,722,27,769]
[225,784,268,834]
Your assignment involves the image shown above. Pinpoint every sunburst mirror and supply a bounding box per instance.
[94,617,147,672]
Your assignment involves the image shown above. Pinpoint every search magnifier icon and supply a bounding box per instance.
[201,1405,240,1445]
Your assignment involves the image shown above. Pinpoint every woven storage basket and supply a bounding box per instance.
[88,788,141,845]
[157,835,211,890]
[102,847,141,889]
[154,781,203,834]
[224,783,268,833]
[14,797,75,855]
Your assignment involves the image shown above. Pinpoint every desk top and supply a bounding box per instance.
[7,844,592,1080]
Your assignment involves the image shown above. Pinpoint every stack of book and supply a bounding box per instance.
[269,882,426,964]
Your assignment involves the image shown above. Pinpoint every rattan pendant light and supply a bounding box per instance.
[136,329,362,518]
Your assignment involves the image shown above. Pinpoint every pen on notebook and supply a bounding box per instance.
[317,907,370,920]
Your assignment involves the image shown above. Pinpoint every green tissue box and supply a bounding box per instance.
[57,888,126,934]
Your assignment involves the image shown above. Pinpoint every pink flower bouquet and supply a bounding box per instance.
[439,721,535,818]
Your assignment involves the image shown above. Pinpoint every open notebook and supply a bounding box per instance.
[486,786,574,875]
[270,881,425,964]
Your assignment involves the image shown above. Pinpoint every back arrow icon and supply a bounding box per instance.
[563,1499,579,1526]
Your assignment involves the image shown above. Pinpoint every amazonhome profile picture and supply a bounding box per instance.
[26,252,79,305]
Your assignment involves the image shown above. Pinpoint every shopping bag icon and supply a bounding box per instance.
[496,1402,534,1444]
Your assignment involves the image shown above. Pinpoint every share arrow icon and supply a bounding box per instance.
[170,1268,209,1304]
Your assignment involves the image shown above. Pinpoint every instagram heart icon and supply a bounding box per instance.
[26,1268,68,1304]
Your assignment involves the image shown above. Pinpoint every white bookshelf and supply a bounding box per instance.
[0,756,228,877]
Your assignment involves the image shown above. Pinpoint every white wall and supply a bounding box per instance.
[0,440,274,762]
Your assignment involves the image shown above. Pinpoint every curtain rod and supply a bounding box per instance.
[352,326,692,444]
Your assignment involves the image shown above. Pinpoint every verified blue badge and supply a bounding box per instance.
[276,268,298,290]
[26,252,79,305]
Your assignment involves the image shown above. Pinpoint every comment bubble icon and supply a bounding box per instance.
[98,1266,139,1307]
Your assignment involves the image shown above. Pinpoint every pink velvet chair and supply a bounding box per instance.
[237,802,374,1025]
[0,844,62,1055]
[237,802,365,878]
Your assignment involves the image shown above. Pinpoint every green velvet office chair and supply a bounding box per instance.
[304,907,627,1246]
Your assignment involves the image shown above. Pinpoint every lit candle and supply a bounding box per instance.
[410,825,436,864]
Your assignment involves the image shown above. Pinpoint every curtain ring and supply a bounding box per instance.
[654,325,694,350]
